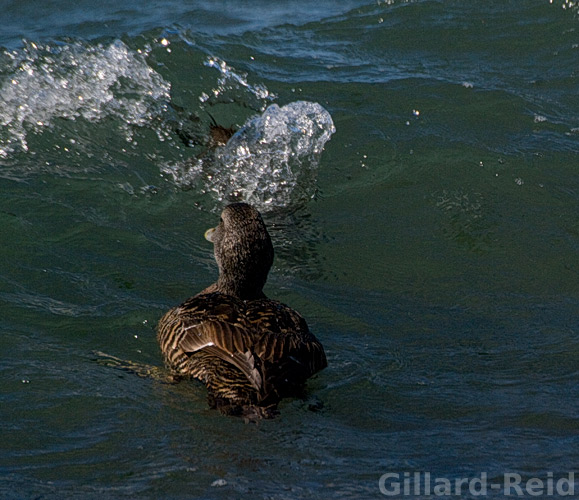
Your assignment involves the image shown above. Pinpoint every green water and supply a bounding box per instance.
[1,1,578,498]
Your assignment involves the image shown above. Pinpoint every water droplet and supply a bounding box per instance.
[162,101,334,210]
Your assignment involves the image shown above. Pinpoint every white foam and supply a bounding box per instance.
[203,57,274,106]
[162,101,335,210]
[0,39,170,157]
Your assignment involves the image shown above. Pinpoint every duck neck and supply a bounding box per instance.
[216,272,266,300]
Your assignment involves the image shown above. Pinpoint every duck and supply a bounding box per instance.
[157,202,327,418]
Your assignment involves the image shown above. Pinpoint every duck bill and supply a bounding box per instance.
[204,227,216,242]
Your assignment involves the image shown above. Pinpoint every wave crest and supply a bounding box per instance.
[0,39,171,157]
[162,101,335,210]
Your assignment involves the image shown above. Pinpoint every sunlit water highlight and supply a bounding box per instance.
[0,1,577,499]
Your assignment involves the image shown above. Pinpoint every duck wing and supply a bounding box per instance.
[252,330,326,402]
[158,293,264,392]
[158,293,326,404]
[244,300,328,401]
[254,330,327,378]
[176,320,263,392]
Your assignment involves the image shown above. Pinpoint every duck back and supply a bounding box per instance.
[157,292,327,415]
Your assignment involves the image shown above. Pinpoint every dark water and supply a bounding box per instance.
[1,1,578,499]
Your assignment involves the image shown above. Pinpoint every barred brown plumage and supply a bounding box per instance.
[157,203,326,418]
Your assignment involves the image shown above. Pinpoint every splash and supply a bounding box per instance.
[162,101,335,210]
[548,0,579,15]
[0,39,171,158]
[199,56,276,112]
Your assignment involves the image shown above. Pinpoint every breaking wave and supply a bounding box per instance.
[0,39,171,158]
[0,37,335,211]
[162,100,335,210]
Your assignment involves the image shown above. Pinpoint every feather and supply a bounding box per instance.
[157,203,326,418]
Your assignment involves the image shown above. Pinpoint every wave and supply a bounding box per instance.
[0,37,335,212]
[0,39,170,158]
[162,100,335,210]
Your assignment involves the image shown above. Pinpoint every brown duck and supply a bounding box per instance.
[157,203,327,417]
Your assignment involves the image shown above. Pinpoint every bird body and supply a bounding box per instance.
[157,203,326,417]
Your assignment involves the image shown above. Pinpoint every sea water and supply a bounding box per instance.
[0,1,578,498]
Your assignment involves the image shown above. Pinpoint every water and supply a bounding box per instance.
[0,1,578,498]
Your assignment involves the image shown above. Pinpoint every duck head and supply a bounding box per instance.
[205,203,274,300]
